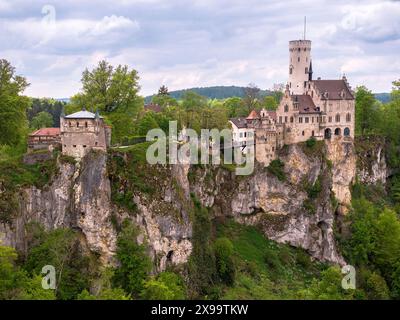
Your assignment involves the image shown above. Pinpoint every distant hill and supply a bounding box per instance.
[55,89,390,105]
[374,93,391,104]
[145,86,274,103]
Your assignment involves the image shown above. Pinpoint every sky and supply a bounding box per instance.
[0,0,399,98]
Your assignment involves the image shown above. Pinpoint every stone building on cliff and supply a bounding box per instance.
[230,38,355,166]
[60,109,111,158]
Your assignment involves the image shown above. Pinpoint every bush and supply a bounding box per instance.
[141,272,186,300]
[214,237,235,285]
[306,137,317,148]
[267,159,286,181]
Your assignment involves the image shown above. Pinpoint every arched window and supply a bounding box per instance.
[346,113,351,122]
[284,104,289,112]
[324,128,332,139]
[334,128,341,136]
[290,117,294,123]
[335,114,340,122]
[344,128,350,136]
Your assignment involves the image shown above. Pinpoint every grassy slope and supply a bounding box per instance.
[216,219,326,299]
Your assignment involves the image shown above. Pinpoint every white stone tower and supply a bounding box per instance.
[288,40,312,95]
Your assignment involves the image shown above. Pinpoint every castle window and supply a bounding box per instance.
[335,114,341,122]
[77,122,79,127]
[298,57,300,62]
[289,68,293,75]
[302,131,305,136]
[284,104,289,112]
[312,117,314,123]
[304,81,307,88]
[279,116,282,123]
[312,130,315,136]
[305,67,308,74]
[69,122,72,127]
[290,117,294,123]
[85,122,88,128]
[299,117,303,123]
[73,145,76,148]
[305,117,309,123]
[83,145,87,148]
[346,113,351,122]
[285,116,288,123]
[344,128,350,136]
[328,116,332,123]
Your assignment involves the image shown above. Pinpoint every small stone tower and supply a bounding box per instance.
[288,40,312,95]
[60,108,111,158]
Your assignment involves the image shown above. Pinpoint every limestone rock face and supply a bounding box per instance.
[0,138,386,270]
[0,152,117,264]
[189,142,351,265]
[356,137,388,185]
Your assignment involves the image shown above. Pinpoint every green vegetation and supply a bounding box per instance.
[0,59,30,146]
[112,220,152,297]
[267,159,286,181]
[338,182,400,299]
[30,111,54,130]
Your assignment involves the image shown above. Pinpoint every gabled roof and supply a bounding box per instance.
[291,95,320,113]
[266,111,277,121]
[246,110,259,120]
[312,80,354,100]
[229,117,248,129]
[64,110,103,119]
[30,128,60,137]
[144,103,162,113]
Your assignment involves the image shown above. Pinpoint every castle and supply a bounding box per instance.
[230,39,355,166]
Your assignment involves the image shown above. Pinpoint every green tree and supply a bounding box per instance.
[262,95,279,110]
[24,227,92,300]
[298,266,354,300]
[181,91,207,131]
[355,86,380,135]
[0,59,30,145]
[0,245,25,299]
[113,220,151,297]
[18,275,56,300]
[223,97,248,118]
[137,111,160,136]
[30,111,54,130]
[70,60,144,143]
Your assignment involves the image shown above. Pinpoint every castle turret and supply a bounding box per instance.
[288,40,312,95]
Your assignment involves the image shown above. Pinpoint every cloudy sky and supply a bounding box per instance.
[0,0,399,98]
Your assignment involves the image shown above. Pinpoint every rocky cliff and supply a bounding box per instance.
[0,137,389,271]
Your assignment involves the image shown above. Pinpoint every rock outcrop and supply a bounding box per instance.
[1,137,384,270]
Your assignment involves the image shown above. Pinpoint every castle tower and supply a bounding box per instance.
[288,40,312,95]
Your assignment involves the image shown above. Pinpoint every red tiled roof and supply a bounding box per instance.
[30,128,60,137]
[312,80,354,100]
[246,110,259,120]
[267,111,277,121]
[144,103,162,113]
